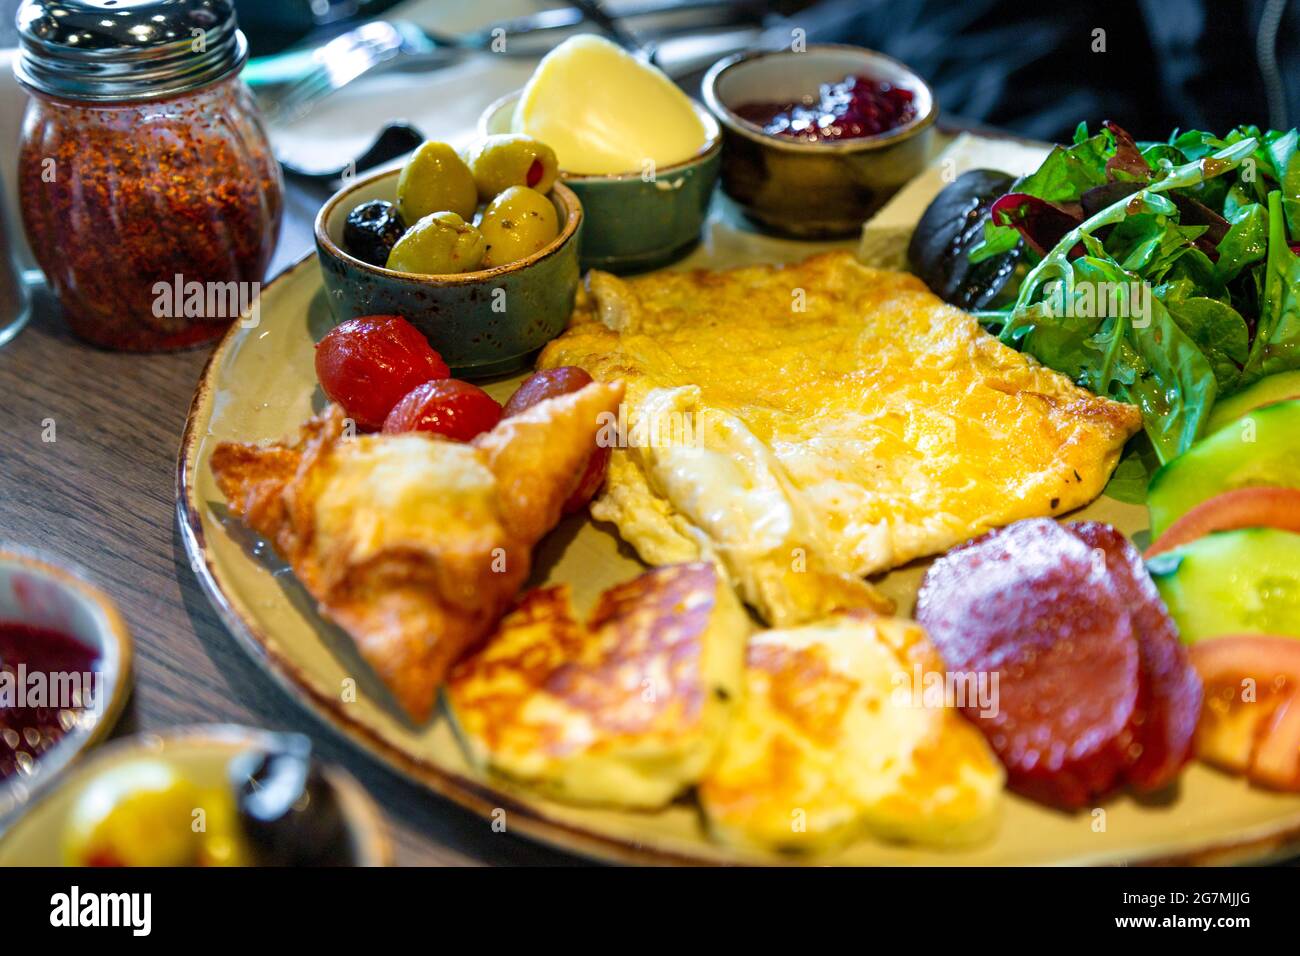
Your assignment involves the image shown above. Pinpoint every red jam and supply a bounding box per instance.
[0,622,100,780]
[734,75,918,142]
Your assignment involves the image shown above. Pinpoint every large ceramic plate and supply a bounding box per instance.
[178,137,1300,865]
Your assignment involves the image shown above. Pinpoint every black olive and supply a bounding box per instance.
[230,738,354,867]
[344,200,407,268]
[907,169,1022,310]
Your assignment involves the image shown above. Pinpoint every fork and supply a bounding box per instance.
[255,21,464,126]
[252,1,771,125]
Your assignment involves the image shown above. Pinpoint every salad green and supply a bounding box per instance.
[927,123,1300,493]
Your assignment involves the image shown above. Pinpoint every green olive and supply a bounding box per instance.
[478,186,560,268]
[467,135,560,202]
[386,211,485,274]
[396,141,478,223]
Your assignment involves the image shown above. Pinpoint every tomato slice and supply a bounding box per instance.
[1252,694,1300,790]
[1145,487,1300,558]
[1188,635,1300,791]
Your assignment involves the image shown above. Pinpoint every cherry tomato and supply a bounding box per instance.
[503,367,610,514]
[1145,488,1300,558]
[502,366,594,416]
[382,379,503,442]
[1189,635,1300,791]
[314,315,449,430]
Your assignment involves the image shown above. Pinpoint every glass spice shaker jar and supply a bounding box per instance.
[14,0,283,351]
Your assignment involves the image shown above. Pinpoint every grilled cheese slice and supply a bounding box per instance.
[699,614,1004,854]
[445,563,749,809]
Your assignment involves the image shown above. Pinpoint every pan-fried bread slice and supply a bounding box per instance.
[210,381,624,722]
[540,252,1142,626]
[445,563,750,809]
[699,614,1004,854]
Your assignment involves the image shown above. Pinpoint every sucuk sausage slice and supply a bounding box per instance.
[915,518,1141,809]
[1066,522,1201,792]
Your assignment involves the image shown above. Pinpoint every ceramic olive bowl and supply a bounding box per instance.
[702,45,937,239]
[479,92,722,274]
[315,168,582,378]
[0,547,132,832]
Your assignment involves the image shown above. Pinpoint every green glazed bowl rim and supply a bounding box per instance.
[701,43,938,155]
[476,90,723,183]
[313,166,583,287]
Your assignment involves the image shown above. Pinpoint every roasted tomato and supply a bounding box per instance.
[502,366,593,416]
[314,315,449,430]
[503,367,610,514]
[1145,487,1300,557]
[382,378,502,441]
[1189,635,1300,791]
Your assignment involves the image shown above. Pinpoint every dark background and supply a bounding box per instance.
[5,0,1291,141]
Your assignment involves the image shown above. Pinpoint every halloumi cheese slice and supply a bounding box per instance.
[445,563,750,809]
[699,614,1004,854]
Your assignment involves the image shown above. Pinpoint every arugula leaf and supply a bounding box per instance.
[969,128,1114,263]
[1263,129,1300,240]
[1214,202,1268,282]
[1162,295,1250,391]
[1104,438,1162,504]
[1242,190,1300,382]
[985,138,1257,461]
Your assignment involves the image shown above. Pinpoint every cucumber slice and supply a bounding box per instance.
[1147,399,1300,537]
[1207,370,1300,434]
[1148,528,1300,643]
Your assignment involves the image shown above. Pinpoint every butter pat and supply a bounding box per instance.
[512,34,708,175]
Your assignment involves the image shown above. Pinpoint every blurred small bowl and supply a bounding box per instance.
[0,725,390,866]
[0,547,132,830]
[478,91,722,274]
[315,168,582,378]
[702,45,937,239]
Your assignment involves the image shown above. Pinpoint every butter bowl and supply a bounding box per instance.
[702,45,937,239]
[0,547,132,832]
[315,167,582,378]
[479,91,721,274]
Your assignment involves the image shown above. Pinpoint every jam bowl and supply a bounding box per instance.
[702,45,937,239]
[315,167,582,379]
[0,547,133,831]
[478,92,722,275]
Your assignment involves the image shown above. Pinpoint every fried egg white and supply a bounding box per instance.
[698,613,1004,855]
[444,563,750,809]
[539,253,1142,627]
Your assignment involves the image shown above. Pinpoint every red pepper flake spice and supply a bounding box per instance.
[18,76,283,351]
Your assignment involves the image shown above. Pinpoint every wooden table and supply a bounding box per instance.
[0,180,580,866]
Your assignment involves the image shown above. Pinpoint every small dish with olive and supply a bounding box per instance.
[315,133,581,378]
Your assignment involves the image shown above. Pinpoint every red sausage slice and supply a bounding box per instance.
[1066,522,1201,792]
[916,519,1142,809]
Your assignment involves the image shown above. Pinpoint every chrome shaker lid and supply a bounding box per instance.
[14,0,248,102]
